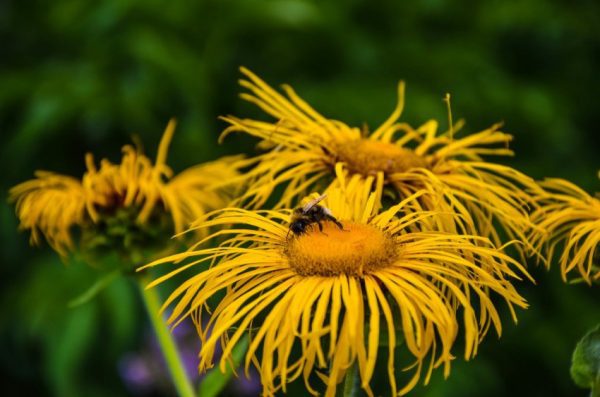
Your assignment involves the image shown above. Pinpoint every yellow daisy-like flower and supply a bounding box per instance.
[9,119,238,257]
[531,174,600,283]
[142,181,530,396]
[221,68,540,252]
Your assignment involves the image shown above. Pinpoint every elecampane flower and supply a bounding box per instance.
[531,175,600,283]
[220,68,541,253]
[142,180,530,396]
[9,120,238,256]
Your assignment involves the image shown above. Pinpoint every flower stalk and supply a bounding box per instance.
[138,274,195,397]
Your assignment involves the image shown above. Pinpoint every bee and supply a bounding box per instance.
[288,194,344,237]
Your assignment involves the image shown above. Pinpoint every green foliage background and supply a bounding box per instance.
[1,0,598,396]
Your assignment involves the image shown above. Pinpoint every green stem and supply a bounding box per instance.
[342,361,358,397]
[137,275,195,397]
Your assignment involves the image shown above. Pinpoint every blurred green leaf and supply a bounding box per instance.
[571,324,600,393]
[68,269,121,308]
[46,302,97,397]
[101,274,138,349]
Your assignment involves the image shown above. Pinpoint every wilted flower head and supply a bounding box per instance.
[220,68,542,254]
[142,179,531,396]
[531,173,600,284]
[9,120,238,258]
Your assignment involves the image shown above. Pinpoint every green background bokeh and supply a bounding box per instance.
[1,1,598,396]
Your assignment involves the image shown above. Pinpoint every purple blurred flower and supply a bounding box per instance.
[228,368,262,396]
[119,318,200,396]
[119,317,260,396]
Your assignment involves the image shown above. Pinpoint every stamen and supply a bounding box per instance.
[443,93,454,141]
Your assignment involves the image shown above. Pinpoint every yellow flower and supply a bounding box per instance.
[9,119,238,257]
[220,68,541,252]
[531,174,600,283]
[142,180,530,396]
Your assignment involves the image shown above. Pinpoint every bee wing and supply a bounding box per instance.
[302,193,327,213]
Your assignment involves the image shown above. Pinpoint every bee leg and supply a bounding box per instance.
[317,221,329,236]
[327,215,345,231]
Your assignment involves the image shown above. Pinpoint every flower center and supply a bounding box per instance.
[335,139,427,176]
[285,221,397,277]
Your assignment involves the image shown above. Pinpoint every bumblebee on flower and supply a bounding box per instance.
[287,194,344,237]
[142,179,531,396]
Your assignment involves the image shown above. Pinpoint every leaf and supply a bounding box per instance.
[571,324,600,392]
[46,301,98,397]
[68,269,121,308]
[197,334,249,397]
[101,275,137,347]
